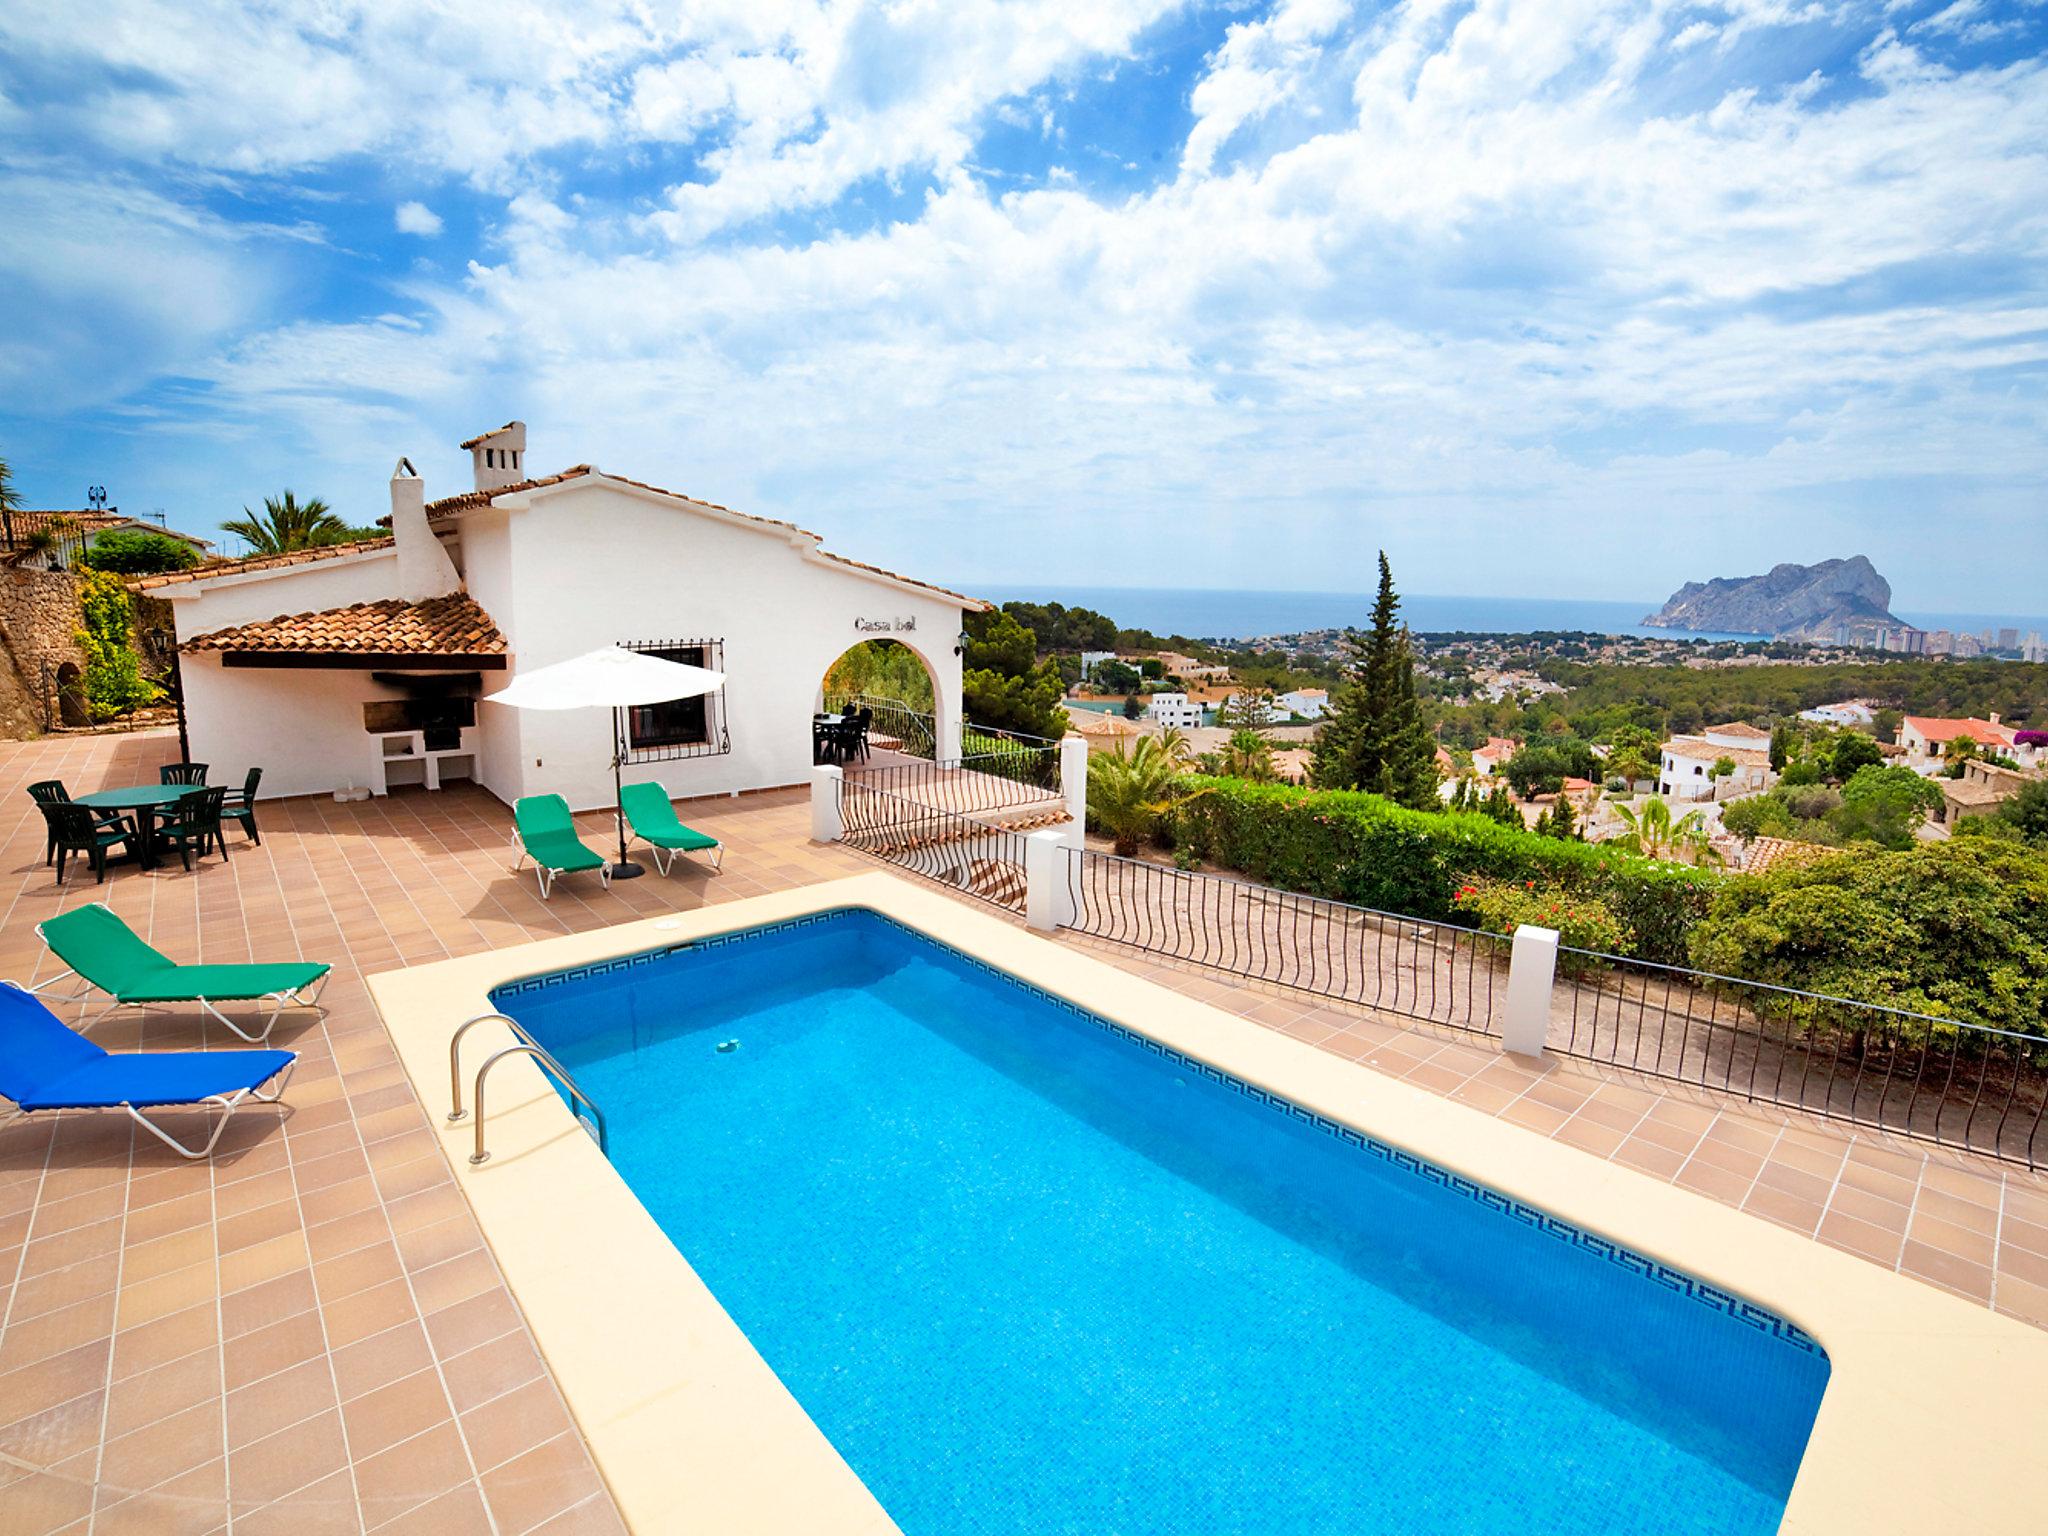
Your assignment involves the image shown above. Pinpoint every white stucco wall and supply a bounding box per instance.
[164,477,972,812]
[180,657,432,800]
[163,548,402,637]
[470,478,969,813]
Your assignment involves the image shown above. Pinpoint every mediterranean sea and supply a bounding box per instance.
[963,585,2048,647]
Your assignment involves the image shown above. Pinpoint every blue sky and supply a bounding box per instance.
[2,0,2044,613]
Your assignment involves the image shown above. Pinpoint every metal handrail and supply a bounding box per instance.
[447,1010,608,1165]
[467,1043,608,1165]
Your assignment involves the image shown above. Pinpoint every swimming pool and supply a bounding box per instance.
[496,908,1828,1536]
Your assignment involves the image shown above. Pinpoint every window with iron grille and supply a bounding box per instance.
[619,638,731,761]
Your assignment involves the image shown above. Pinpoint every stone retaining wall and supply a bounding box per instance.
[0,566,86,737]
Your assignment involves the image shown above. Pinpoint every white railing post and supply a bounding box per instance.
[1061,734,1088,831]
[1502,923,1559,1057]
[810,765,843,843]
[1024,829,1077,933]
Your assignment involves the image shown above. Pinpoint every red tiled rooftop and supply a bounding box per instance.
[182,594,506,659]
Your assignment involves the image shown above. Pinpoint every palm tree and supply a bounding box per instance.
[1155,726,1196,769]
[1610,795,1720,866]
[1216,728,1277,781]
[0,454,19,549]
[1086,737,1184,856]
[220,491,349,555]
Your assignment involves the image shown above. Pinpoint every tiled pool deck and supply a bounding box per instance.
[2,728,2044,1533]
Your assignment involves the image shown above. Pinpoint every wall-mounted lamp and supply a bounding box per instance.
[955,630,972,657]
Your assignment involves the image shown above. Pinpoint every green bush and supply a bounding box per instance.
[1687,840,2048,1036]
[1453,878,1632,972]
[73,570,159,720]
[1166,776,1716,964]
[78,530,199,575]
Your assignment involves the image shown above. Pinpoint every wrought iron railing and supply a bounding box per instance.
[1552,948,2048,1168]
[1061,846,1507,1036]
[620,638,731,761]
[847,743,1063,812]
[825,692,936,758]
[838,777,1030,912]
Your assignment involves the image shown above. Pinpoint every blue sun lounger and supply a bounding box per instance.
[0,980,295,1159]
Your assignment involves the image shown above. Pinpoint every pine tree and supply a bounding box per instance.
[1310,551,1440,808]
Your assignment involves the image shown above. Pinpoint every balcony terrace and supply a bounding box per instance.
[1,726,2044,1530]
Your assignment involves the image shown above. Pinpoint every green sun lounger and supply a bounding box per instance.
[511,794,611,898]
[33,902,331,1043]
[619,782,724,876]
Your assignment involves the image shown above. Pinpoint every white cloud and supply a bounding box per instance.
[395,200,444,237]
[6,1,2047,608]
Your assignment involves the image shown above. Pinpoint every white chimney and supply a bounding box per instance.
[389,456,461,602]
[467,421,527,493]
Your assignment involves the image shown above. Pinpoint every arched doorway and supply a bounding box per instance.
[816,638,942,764]
[54,661,89,726]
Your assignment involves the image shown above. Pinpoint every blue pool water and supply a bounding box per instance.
[498,911,1829,1536]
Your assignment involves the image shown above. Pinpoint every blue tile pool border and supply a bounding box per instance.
[492,907,1824,1360]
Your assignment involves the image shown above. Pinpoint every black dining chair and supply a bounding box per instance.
[154,786,230,871]
[221,767,263,845]
[27,780,73,866]
[160,762,209,786]
[44,801,139,886]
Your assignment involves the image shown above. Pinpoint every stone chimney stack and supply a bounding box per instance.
[465,421,527,493]
[389,457,462,603]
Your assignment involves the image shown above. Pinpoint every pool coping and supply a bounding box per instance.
[365,871,2048,1535]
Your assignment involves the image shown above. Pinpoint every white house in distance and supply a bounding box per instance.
[1659,722,1774,802]
[1277,687,1329,720]
[1895,714,2019,774]
[1799,700,1875,727]
[1470,736,1519,777]
[1079,650,1118,680]
[1144,692,1205,730]
[136,422,983,810]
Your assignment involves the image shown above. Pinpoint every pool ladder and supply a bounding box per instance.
[448,1012,609,1166]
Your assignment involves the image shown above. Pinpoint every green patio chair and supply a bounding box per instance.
[619,782,724,876]
[32,901,331,1042]
[511,794,610,899]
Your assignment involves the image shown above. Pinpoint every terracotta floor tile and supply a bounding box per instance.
[340,1366,455,1462]
[222,1310,328,1392]
[104,1345,221,1443]
[331,1322,436,1405]
[226,1356,338,1450]
[228,1405,352,1507]
[460,1375,574,1476]
[351,1420,476,1530]
[98,1399,223,1496]
[233,1467,360,1536]
[372,1482,495,1536]
[441,1329,546,1418]
[480,1432,609,1535]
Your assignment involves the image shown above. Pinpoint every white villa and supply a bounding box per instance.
[1144,691,1205,730]
[1470,736,1520,777]
[1659,722,1774,802]
[137,422,983,809]
[1079,650,1118,680]
[1896,714,2021,774]
[1799,700,1875,727]
[1277,687,1330,720]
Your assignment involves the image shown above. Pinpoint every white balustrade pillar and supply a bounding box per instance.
[1502,923,1559,1057]
[810,765,843,843]
[1024,829,1077,933]
[1061,734,1089,831]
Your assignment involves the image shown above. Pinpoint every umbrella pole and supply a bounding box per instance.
[610,704,644,880]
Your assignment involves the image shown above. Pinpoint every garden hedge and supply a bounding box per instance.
[1166,776,1718,965]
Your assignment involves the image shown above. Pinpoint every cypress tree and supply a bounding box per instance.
[1311,551,1440,808]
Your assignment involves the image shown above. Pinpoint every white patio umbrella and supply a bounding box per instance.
[486,645,726,879]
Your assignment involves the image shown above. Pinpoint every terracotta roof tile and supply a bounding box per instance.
[1744,836,1836,875]
[183,594,504,657]
[128,537,396,590]
[420,466,597,522]
[1707,722,1771,740]
[1664,736,1773,768]
[1903,716,2015,747]
[458,421,521,449]
[6,509,213,547]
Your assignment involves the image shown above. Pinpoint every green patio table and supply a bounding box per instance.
[73,783,208,870]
